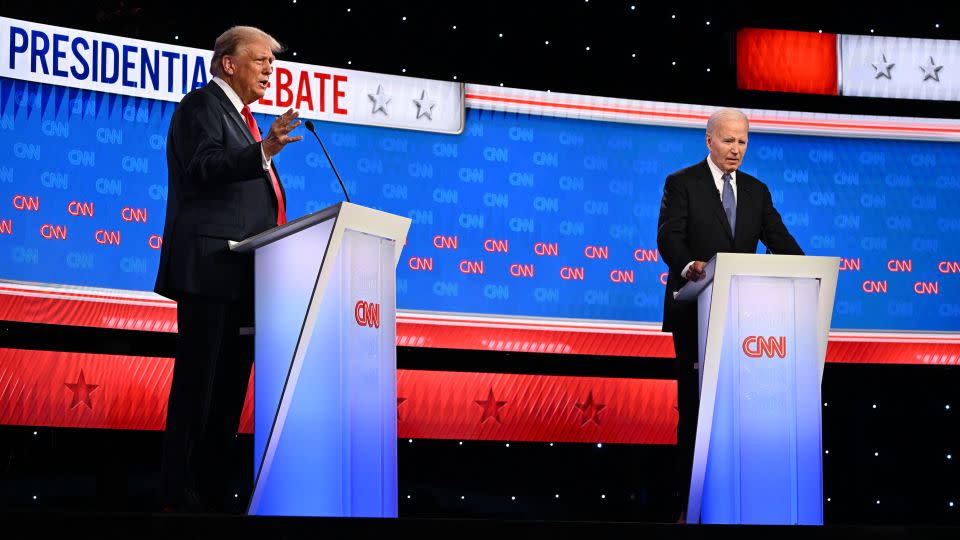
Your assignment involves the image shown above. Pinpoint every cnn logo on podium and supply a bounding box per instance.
[354,300,380,329]
[742,336,787,359]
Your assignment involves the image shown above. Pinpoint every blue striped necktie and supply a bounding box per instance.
[721,173,736,234]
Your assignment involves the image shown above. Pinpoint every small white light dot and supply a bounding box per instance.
[452,25,457,30]
[292,52,297,57]
[499,33,503,38]
[671,14,676,19]
[347,61,352,65]
[876,499,881,504]
[631,5,636,10]
[347,8,351,12]
[453,76,457,80]
[827,497,832,502]
[946,404,951,410]
[402,68,406,73]
[460,496,465,500]
[458,441,463,445]
[671,61,676,66]
[549,443,554,446]
[546,89,551,93]
[292,0,296,3]
[499,83,504,87]
[505,443,510,447]
[32,495,37,500]
[545,40,550,45]
[33,431,37,436]
[950,501,955,507]
[870,29,874,33]
[825,450,830,454]
[174,35,179,40]
[706,21,711,25]
[408,439,413,443]
[601,494,606,499]
[824,402,828,407]
[818,30,823,33]
[872,404,877,409]
[555,494,560,498]
[874,452,879,456]
[597,443,603,448]
[406,495,411,499]
[706,68,711,72]
[948,454,953,459]
[632,53,636,58]
[511,496,516,501]
[234,493,239,498]
[402,16,407,21]
[936,24,940,29]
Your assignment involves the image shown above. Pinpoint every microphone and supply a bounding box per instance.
[303,120,350,203]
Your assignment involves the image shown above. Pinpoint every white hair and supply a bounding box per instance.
[706,108,749,135]
[210,26,284,78]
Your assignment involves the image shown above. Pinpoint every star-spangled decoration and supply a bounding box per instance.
[920,56,944,82]
[64,370,99,410]
[575,391,606,427]
[413,90,436,120]
[368,84,392,115]
[397,397,407,421]
[871,54,895,79]
[475,388,508,424]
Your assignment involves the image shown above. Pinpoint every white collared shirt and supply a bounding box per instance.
[705,154,737,202]
[212,77,271,170]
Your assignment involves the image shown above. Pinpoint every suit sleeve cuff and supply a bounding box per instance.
[260,144,271,171]
[681,261,694,280]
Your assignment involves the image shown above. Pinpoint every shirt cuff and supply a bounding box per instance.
[260,144,271,171]
[681,261,695,280]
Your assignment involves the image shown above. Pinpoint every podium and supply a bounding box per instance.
[231,202,410,517]
[675,253,839,525]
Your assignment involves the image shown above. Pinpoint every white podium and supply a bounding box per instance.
[231,202,410,517]
[675,253,839,525]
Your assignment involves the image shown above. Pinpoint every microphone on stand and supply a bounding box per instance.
[304,120,350,203]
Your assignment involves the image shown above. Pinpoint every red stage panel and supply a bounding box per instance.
[0,349,676,444]
[736,28,838,95]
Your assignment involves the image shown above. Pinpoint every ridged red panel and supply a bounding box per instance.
[737,28,839,95]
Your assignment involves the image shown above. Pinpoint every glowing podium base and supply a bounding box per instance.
[231,202,410,517]
[675,253,839,525]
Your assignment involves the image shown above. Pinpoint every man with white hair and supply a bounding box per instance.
[155,25,302,512]
[656,107,803,522]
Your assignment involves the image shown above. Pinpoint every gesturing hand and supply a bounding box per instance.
[262,108,303,158]
[685,261,707,282]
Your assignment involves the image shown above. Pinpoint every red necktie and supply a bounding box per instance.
[241,105,287,226]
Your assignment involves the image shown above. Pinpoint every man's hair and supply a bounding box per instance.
[210,26,284,78]
[706,108,749,135]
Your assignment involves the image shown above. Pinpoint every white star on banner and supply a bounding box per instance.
[368,85,392,115]
[413,90,437,120]
[920,56,944,82]
[871,54,895,79]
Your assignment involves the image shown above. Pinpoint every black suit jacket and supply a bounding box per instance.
[155,82,286,301]
[656,159,803,334]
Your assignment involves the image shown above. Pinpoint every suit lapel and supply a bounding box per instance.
[206,83,257,146]
[699,160,734,242]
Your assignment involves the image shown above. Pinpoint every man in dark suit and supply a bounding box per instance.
[155,26,302,512]
[656,108,803,522]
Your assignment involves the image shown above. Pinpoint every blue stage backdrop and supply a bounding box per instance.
[1,78,958,331]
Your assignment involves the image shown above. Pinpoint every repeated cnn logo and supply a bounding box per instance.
[354,300,380,329]
[742,336,787,359]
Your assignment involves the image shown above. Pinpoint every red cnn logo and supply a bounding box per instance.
[354,300,380,328]
[40,224,67,240]
[433,235,458,249]
[13,195,39,211]
[148,234,163,250]
[121,207,148,223]
[742,336,787,359]
[67,201,95,217]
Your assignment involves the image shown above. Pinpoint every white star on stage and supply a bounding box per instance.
[871,54,895,79]
[920,56,943,82]
[368,85,392,115]
[413,90,436,120]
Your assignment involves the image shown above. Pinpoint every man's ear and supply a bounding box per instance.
[221,56,235,76]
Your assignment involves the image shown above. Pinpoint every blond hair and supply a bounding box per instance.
[210,26,284,78]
